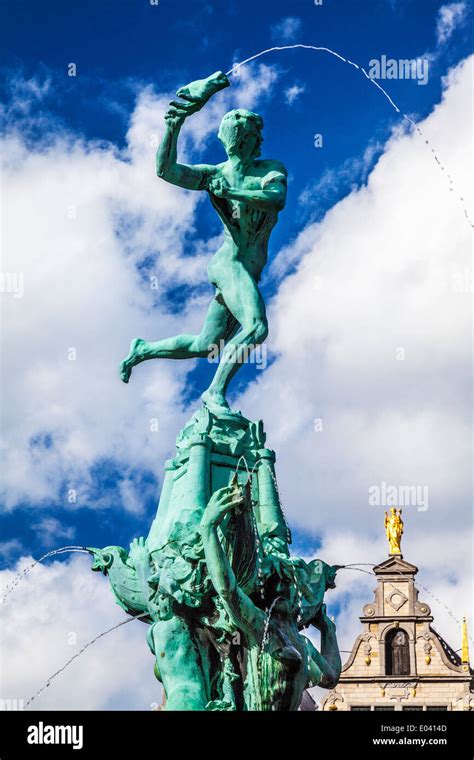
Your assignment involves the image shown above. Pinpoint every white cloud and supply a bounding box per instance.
[1,121,192,510]
[284,83,305,105]
[0,554,161,709]
[1,74,52,120]
[221,63,279,115]
[0,539,24,562]
[436,2,467,46]
[271,16,302,43]
[33,517,75,546]
[296,139,382,229]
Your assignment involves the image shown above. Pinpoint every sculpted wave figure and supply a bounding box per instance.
[90,483,342,711]
[201,486,341,710]
[119,71,287,416]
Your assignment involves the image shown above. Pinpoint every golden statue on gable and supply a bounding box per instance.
[384,507,404,555]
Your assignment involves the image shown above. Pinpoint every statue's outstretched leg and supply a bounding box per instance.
[120,294,238,383]
[201,265,268,415]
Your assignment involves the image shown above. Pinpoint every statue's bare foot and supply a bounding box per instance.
[201,389,238,417]
[120,338,146,384]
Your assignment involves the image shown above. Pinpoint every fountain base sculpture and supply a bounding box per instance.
[89,407,341,711]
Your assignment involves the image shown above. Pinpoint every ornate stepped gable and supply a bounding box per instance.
[319,524,473,712]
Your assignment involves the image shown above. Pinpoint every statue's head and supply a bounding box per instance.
[259,553,341,622]
[261,555,301,617]
[87,546,123,573]
[307,559,339,591]
[265,567,297,617]
[218,109,264,160]
[167,521,204,561]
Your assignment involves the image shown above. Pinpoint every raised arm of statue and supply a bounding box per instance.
[398,509,404,536]
[156,70,229,191]
[156,115,214,191]
[384,511,389,534]
[200,486,266,641]
[306,603,342,689]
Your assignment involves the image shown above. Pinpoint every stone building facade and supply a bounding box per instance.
[319,555,473,711]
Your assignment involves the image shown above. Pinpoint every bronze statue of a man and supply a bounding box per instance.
[120,71,287,416]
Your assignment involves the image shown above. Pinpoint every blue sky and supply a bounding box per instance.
[0,0,472,708]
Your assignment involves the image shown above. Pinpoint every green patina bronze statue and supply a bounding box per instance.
[91,72,342,711]
[119,71,287,417]
[89,477,341,711]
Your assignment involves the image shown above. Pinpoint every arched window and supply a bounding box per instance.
[385,628,410,675]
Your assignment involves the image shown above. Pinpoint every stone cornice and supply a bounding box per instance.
[360,615,433,623]
[339,675,472,684]
[373,556,418,575]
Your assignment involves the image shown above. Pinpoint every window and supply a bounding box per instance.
[385,628,410,675]
[351,706,371,711]
[375,706,395,711]
[403,706,423,711]
[426,706,448,711]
